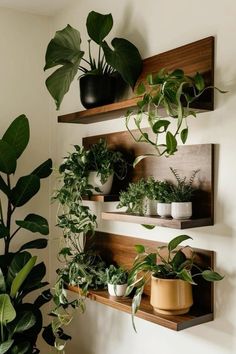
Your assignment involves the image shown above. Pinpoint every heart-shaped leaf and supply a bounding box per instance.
[86,11,113,44]
[16,214,49,235]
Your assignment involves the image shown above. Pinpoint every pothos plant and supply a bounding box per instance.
[126,68,226,166]
[43,144,107,352]
[0,115,52,353]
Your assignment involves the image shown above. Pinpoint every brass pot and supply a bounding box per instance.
[150,276,193,315]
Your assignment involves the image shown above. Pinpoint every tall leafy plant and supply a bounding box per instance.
[0,115,52,353]
[44,11,142,110]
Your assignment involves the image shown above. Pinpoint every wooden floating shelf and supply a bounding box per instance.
[82,195,119,202]
[102,212,213,229]
[58,36,214,124]
[67,286,213,331]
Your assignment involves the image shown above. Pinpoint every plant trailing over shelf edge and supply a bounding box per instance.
[44,11,142,110]
[126,68,226,166]
[0,114,52,353]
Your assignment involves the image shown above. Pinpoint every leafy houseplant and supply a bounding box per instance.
[44,11,142,110]
[106,265,128,297]
[126,69,226,166]
[126,235,224,331]
[117,179,147,215]
[0,115,52,353]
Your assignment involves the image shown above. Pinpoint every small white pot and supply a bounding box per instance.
[157,202,171,218]
[171,202,192,220]
[88,172,113,195]
[143,198,158,216]
[107,283,127,297]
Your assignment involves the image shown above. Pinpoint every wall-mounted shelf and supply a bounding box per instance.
[58,36,214,124]
[101,212,213,229]
[68,231,215,331]
[83,195,119,202]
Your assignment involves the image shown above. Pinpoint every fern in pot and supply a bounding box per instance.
[106,265,128,297]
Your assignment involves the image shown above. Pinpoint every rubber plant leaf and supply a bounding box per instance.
[31,159,52,179]
[10,174,40,207]
[16,213,49,235]
[0,140,17,174]
[86,11,113,44]
[102,38,142,88]
[20,262,46,291]
[10,256,37,298]
[2,115,29,159]
[18,239,48,252]
[0,340,14,354]
[0,294,16,324]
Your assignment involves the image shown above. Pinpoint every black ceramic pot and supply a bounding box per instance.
[79,74,117,109]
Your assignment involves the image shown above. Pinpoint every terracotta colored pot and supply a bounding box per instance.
[150,276,193,315]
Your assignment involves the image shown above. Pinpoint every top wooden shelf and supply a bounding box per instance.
[58,36,214,124]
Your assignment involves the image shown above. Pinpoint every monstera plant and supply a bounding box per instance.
[44,11,142,109]
[0,115,52,353]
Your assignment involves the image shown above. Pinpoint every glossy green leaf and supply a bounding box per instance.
[0,294,16,324]
[7,252,31,286]
[32,158,52,179]
[178,268,196,285]
[10,175,40,207]
[8,311,36,335]
[152,120,170,133]
[16,214,49,235]
[168,235,192,252]
[0,340,14,354]
[135,245,145,254]
[19,239,48,252]
[10,342,31,354]
[181,127,188,144]
[10,256,37,298]
[141,224,156,230]
[21,262,46,290]
[0,268,6,292]
[0,140,17,174]
[136,82,146,96]
[171,250,187,271]
[102,38,142,88]
[2,115,29,159]
[166,131,177,155]
[194,72,205,91]
[202,270,224,281]
[86,11,113,44]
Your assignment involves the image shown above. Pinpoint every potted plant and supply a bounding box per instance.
[143,177,160,215]
[126,69,226,166]
[44,11,142,110]
[0,115,52,352]
[106,265,128,297]
[126,235,224,330]
[117,179,147,215]
[156,181,173,218]
[170,167,199,219]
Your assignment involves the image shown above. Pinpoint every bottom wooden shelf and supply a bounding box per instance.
[67,286,213,331]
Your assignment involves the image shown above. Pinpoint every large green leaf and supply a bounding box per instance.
[20,262,46,291]
[166,131,177,155]
[7,252,31,286]
[44,24,83,70]
[31,158,52,179]
[10,175,40,207]
[2,115,29,159]
[16,214,49,235]
[0,140,17,174]
[0,340,14,354]
[86,11,113,44]
[19,239,48,252]
[10,256,37,298]
[0,294,16,324]
[45,63,80,110]
[102,38,142,88]
[0,268,6,292]
[168,235,192,252]
[10,342,31,354]
[8,311,36,335]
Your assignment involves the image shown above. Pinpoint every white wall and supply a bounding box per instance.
[51,1,236,353]
[0,7,52,352]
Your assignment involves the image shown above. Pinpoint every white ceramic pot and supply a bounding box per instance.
[143,198,158,216]
[157,202,171,218]
[107,283,127,297]
[88,172,113,195]
[171,202,192,220]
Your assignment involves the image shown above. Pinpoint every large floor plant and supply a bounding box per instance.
[0,115,52,353]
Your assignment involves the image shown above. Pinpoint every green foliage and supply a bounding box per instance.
[117,179,147,215]
[126,69,226,164]
[0,115,52,353]
[169,167,199,202]
[44,11,142,109]
[126,234,224,330]
[106,265,128,285]
[157,181,173,203]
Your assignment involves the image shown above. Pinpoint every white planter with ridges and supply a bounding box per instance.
[157,202,171,218]
[171,202,192,220]
[107,283,127,297]
[88,172,113,195]
[143,198,158,216]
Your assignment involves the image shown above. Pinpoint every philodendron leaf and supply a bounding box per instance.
[178,269,196,285]
[202,270,224,281]
[181,128,188,144]
[168,235,192,252]
[0,340,14,354]
[10,174,40,207]
[166,131,177,155]
[172,250,187,271]
[32,158,52,179]
[10,342,31,354]
[7,252,31,286]
[135,245,145,254]
[102,38,142,88]
[152,120,170,133]
[86,11,113,44]
[8,311,36,335]
[16,213,49,235]
[0,140,17,174]
[0,294,16,324]
[19,239,48,252]
[194,72,205,91]
[10,256,37,298]
[0,268,6,292]
[2,115,29,159]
